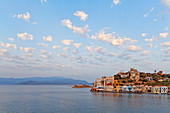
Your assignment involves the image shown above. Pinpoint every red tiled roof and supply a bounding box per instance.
[107,83,112,85]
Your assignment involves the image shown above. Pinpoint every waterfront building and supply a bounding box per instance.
[148,86,152,93]
[132,86,137,92]
[91,68,169,94]
[136,85,143,92]
[102,76,114,89]
[160,86,168,94]
[151,86,161,94]
[105,83,114,91]
[122,86,128,92]
[96,83,103,88]
[93,76,114,90]
[140,85,147,93]
[143,85,152,93]
[93,78,104,88]
[114,86,122,92]
[127,86,132,91]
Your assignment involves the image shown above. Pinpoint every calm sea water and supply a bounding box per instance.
[0,85,169,113]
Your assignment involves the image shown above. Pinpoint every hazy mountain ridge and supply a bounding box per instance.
[0,77,91,85]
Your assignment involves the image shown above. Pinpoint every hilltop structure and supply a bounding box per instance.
[91,68,170,94]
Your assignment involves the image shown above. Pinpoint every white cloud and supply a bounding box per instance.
[61,19,90,35]
[0,42,17,49]
[52,45,61,49]
[19,47,35,53]
[159,32,169,38]
[143,13,149,18]
[31,22,37,24]
[144,38,154,42]
[63,47,70,52]
[141,50,150,56]
[161,0,170,7]
[41,0,48,3]
[153,19,157,22]
[111,38,131,46]
[43,35,53,42]
[73,55,89,63]
[17,32,33,40]
[22,53,33,58]
[94,56,108,62]
[144,35,159,44]
[143,7,155,18]
[72,25,89,35]
[37,43,48,47]
[161,42,170,46]
[3,55,25,65]
[0,48,8,53]
[125,45,142,52]
[94,46,107,55]
[57,53,68,58]
[108,52,117,57]
[118,53,134,60]
[40,55,50,59]
[61,40,73,45]
[91,30,113,41]
[40,50,52,55]
[161,47,170,55]
[39,50,52,59]
[86,46,107,55]
[56,64,72,68]
[86,46,94,52]
[113,0,120,5]
[165,26,169,31]
[61,19,73,29]
[74,11,88,21]
[150,7,155,12]
[147,43,153,48]
[71,50,79,55]
[73,43,82,48]
[8,38,14,42]
[141,33,147,37]
[91,30,136,46]
[13,12,30,22]
[144,33,169,48]
[161,47,170,57]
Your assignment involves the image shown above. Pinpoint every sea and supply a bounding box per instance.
[0,85,169,113]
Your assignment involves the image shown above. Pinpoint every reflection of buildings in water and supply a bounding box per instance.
[91,92,146,102]
[92,92,123,98]
[92,92,142,98]
[150,94,170,102]
[92,92,170,106]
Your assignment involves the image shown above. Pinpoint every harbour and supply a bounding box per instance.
[0,85,170,113]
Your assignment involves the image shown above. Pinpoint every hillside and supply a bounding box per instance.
[114,68,170,86]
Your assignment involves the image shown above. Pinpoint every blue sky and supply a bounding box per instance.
[0,0,170,82]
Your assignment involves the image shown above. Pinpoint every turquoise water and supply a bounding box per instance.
[0,85,169,113]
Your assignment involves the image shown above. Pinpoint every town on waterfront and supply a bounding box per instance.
[91,68,170,94]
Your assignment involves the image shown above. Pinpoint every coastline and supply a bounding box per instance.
[90,90,170,95]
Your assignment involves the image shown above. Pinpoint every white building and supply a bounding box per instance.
[122,86,128,91]
[160,86,168,94]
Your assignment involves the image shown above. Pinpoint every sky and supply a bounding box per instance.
[0,0,170,82]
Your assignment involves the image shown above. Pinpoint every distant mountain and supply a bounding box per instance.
[0,77,92,85]
[18,80,40,85]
